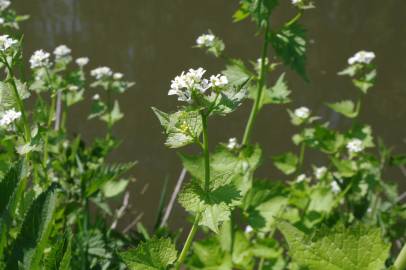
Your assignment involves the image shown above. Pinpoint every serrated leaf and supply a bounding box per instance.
[120,238,177,270]
[271,22,308,80]
[272,152,298,175]
[278,222,390,270]
[152,108,202,148]
[248,73,291,108]
[222,59,251,87]
[327,100,360,118]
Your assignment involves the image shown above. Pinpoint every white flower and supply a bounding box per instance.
[296,174,308,183]
[244,225,253,234]
[0,0,11,11]
[68,85,79,91]
[113,72,123,80]
[314,166,327,180]
[0,18,5,25]
[91,66,113,80]
[348,51,375,65]
[29,50,50,69]
[0,35,17,52]
[294,107,310,119]
[0,108,21,127]
[76,57,89,67]
[227,137,239,150]
[331,181,341,194]
[291,0,302,5]
[210,74,228,87]
[196,33,215,47]
[346,139,364,153]
[168,68,210,102]
[53,45,71,58]
[92,94,100,100]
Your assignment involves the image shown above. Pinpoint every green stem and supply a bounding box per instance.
[258,258,265,270]
[3,58,31,142]
[107,87,113,137]
[175,213,201,270]
[395,243,406,270]
[298,142,305,169]
[242,16,271,145]
[42,94,56,169]
[201,112,210,192]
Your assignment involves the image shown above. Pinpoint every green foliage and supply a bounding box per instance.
[120,238,177,270]
[278,221,391,270]
[327,100,360,118]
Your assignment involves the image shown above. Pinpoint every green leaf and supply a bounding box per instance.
[120,238,177,270]
[8,186,58,270]
[278,222,390,270]
[222,59,251,87]
[102,179,129,198]
[249,73,291,108]
[189,238,232,270]
[327,100,360,118]
[101,100,124,125]
[152,107,202,148]
[272,152,298,175]
[271,22,308,80]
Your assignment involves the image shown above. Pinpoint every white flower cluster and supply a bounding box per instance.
[227,137,239,150]
[196,33,215,47]
[294,106,310,119]
[53,44,71,59]
[291,0,303,6]
[29,49,50,69]
[76,57,89,67]
[0,35,17,52]
[314,166,327,180]
[91,66,113,80]
[296,174,309,183]
[168,68,228,103]
[346,139,364,153]
[348,51,375,65]
[331,181,341,194]
[113,72,123,80]
[0,0,10,11]
[0,108,21,127]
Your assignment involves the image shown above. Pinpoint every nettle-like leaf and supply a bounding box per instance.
[222,59,252,87]
[248,73,291,107]
[188,237,233,270]
[271,22,308,80]
[100,100,124,125]
[210,85,247,116]
[0,80,30,111]
[243,181,290,232]
[152,107,202,148]
[178,145,262,232]
[278,222,390,270]
[327,100,360,118]
[178,180,241,233]
[120,238,177,270]
[233,0,279,27]
[272,152,298,175]
[7,186,58,269]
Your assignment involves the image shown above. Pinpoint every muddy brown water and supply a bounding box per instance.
[15,0,406,229]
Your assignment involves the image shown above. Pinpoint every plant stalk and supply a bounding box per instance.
[242,16,271,145]
[201,112,210,192]
[395,243,406,270]
[175,213,201,270]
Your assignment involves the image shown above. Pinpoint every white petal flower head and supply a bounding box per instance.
[296,174,308,183]
[346,139,364,154]
[76,57,89,67]
[53,45,71,59]
[168,68,209,103]
[0,0,11,11]
[0,18,5,25]
[0,108,21,127]
[29,49,50,69]
[331,181,341,194]
[291,0,302,6]
[210,74,228,88]
[244,225,254,234]
[92,94,100,100]
[0,35,17,52]
[348,51,376,65]
[294,106,310,119]
[68,85,79,91]
[314,166,327,180]
[227,137,238,150]
[196,33,215,47]
[91,66,113,80]
[113,72,123,80]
